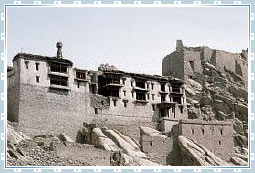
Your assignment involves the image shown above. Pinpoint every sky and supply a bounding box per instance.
[7,7,249,75]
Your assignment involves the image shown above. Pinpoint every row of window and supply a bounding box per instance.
[95,101,156,113]
[25,61,40,71]
[191,128,224,135]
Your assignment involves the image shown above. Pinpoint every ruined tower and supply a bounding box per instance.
[56,41,63,59]
[176,40,184,51]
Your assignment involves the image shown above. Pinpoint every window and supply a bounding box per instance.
[189,61,195,71]
[180,107,183,113]
[161,84,165,92]
[219,141,222,145]
[25,61,29,69]
[76,71,86,79]
[50,76,68,86]
[95,108,98,114]
[220,129,223,135]
[132,91,134,98]
[189,76,193,79]
[152,104,155,111]
[149,141,152,146]
[35,63,39,71]
[50,62,67,73]
[147,94,150,100]
[36,76,40,83]
[122,78,126,85]
[192,129,195,135]
[202,129,205,135]
[152,94,155,100]
[131,81,133,87]
[113,100,117,106]
[124,102,127,108]
[161,95,166,102]
[147,83,149,89]
[136,81,145,89]
[151,83,154,90]
[77,81,80,88]
[123,90,126,96]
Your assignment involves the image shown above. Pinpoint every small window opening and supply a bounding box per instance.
[202,129,205,135]
[161,84,165,92]
[36,76,39,83]
[35,63,39,71]
[25,61,29,69]
[152,104,155,111]
[95,108,98,114]
[124,102,127,108]
[192,129,195,135]
[101,101,104,105]
[132,91,134,98]
[147,94,150,100]
[180,107,183,114]
[122,78,126,85]
[220,129,223,135]
[147,83,149,89]
[152,94,155,100]
[151,83,154,90]
[189,61,195,71]
[113,100,117,106]
[123,90,126,96]
[131,81,133,87]
[161,95,166,102]
[77,81,80,88]
[219,141,222,145]
[189,76,193,79]
[149,141,152,146]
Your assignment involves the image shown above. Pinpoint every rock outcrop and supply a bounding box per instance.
[177,135,231,166]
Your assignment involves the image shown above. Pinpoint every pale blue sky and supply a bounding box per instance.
[7,7,249,75]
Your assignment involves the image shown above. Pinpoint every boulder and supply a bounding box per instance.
[58,133,74,143]
[91,128,119,152]
[104,129,146,158]
[234,134,248,147]
[177,136,231,166]
[230,156,248,166]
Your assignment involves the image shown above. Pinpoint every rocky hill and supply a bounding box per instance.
[184,61,248,156]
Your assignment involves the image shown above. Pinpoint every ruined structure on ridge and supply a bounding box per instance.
[162,40,248,87]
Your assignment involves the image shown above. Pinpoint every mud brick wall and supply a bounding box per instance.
[162,51,184,79]
[179,120,234,161]
[17,84,92,140]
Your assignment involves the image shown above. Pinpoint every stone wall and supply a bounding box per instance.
[178,120,235,161]
[52,141,110,166]
[162,41,248,87]
[162,51,184,79]
[17,84,92,140]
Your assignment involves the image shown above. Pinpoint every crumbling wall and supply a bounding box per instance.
[162,51,184,79]
[183,50,203,80]
[51,141,110,165]
[179,120,234,161]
